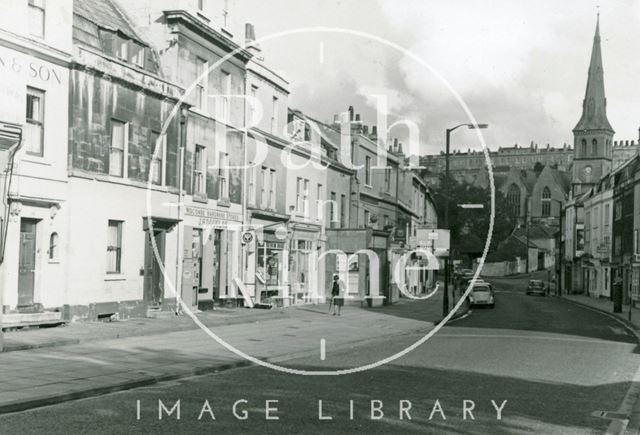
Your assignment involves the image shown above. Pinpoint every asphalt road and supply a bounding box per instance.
[2,275,639,434]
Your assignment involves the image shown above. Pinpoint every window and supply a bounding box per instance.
[365,156,372,186]
[507,183,521,217]
[28,0,45,38]
[218,152,229,199]
[615,202,622,221]
[221,71,231,122]
[195,57,207,111]
[25,87,44,156]
[303,179,309,216]
[340,194,346,228]
[330,191,337,226]
[384,167,391,192]
[541,186,551,217]
[364,210,370,227]
[581,139,587,156]
[260,167,268,208]
[316,184,323,220]
[106,220,123,273]
[592,139,597,156]
[115,36,128,61]
[109,120,126,177]
[248,85,258,126]
[384,215,389,227]
[605,204,610,227]
[194,145,206,194]
[150,131,163,185]
[248,163,256,206]
[129,42,144,68]
[268,169,276,209]
[271,96,278,134]
[48,232,58,260]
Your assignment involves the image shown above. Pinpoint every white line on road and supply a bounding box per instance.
[320,338,326,361]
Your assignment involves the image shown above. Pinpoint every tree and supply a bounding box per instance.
[432,175,516,257]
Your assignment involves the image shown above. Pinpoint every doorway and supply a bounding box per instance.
[18,218,38,308]
[143,229,166,306]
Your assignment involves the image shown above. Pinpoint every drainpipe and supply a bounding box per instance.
[175,109,187,315]
[0,129,23,352]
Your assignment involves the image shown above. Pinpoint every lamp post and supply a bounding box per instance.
[443,123,488,317]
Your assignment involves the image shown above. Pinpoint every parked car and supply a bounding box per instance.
[468,282,495,308]
[526,280,546,296]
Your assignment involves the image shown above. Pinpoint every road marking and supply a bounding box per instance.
[320,338,326,361]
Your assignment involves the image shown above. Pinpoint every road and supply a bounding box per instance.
[2,274,639,434]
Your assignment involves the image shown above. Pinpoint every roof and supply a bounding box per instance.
[513,223,558,241]
[573,15,614,133]
[74,0,145,45]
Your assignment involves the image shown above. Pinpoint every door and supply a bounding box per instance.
[18,219,38,307]
[211,229,222,300]
[144,230,166,306]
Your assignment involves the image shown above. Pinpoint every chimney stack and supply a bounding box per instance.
[363,125,368,135]
[355,113,361,122]
[348,106,354,121]
[333,114,339,124]
[244,23,262,57]
[393,138,398,152]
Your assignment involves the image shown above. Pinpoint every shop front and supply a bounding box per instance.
[180,204,242,310]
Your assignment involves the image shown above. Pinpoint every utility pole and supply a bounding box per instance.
[442,123,488,317]
[525,197,530,274]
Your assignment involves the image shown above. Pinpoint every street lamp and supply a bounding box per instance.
[443,123,488,317]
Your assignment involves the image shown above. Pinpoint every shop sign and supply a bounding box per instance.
[184,205,241,228]
[241,231,254,244]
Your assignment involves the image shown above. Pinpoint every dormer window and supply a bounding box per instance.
[116,37,128,61]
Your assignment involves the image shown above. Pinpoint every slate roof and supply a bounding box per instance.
[74,0,146,46]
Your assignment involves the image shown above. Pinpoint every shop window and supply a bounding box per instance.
[28,0,45,38]
[26,87,45,156]
[48,232,58,260]
[106,220,123,273]
[109,120,126,177]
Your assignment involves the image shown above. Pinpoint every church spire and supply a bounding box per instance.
[573,13,614,133]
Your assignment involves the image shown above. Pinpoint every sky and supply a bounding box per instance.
[227,0,640,155]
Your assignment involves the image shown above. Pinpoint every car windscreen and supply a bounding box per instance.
[472,286,491,292]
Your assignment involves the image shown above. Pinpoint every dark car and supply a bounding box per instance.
[526,279,546,296]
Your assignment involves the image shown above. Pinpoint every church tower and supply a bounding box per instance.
[572,14,614,195]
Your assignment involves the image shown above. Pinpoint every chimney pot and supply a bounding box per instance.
[355,114,361,122]
[372,125,377,135]
[245,23,256,43]
[348,106,354,121]
[363,125,368,135]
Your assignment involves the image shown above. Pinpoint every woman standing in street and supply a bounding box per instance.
[330,274,344,316]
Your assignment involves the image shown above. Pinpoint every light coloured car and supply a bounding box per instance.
[468,283,495,308]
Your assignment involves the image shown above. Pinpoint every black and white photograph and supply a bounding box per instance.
[1,0,640,433]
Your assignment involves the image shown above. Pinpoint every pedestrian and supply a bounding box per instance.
[330,274,344,316]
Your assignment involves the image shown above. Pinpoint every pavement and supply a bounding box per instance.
[0,285,468,415]
[0,276,636,434]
